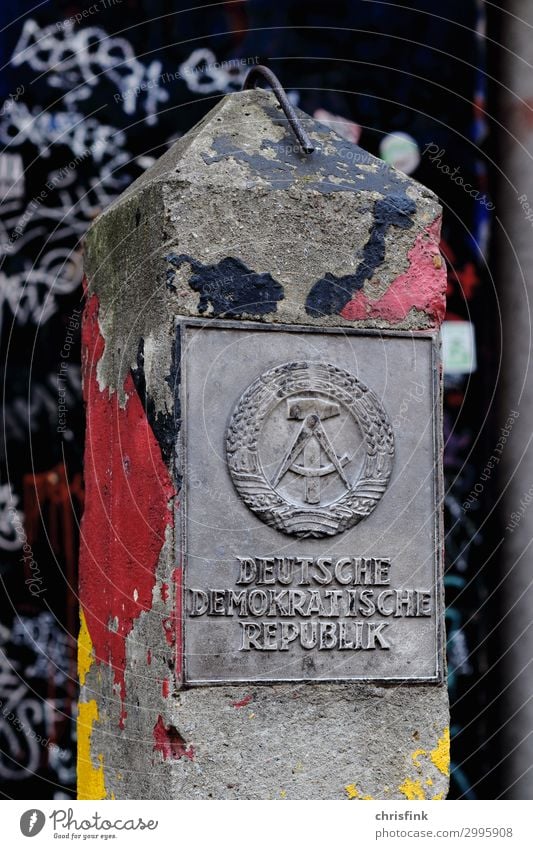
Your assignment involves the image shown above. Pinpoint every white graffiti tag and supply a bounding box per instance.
[12,19,168,125]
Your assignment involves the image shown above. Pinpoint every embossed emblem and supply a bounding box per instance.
[226,362,395,537]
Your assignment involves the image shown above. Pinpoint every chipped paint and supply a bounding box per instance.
[340,217,446,325]
[398,727,450,799]
[162,611,178,647]
[345,726,450,802]
[79,293,175,713]
[153,715,194,761]
[232,694,253,709]
[201,101,421,198]
[306,195,416,317]
[77,700,107,800]
[78,609,94,687]
[345,783,373,800]
[131,335,178,469]
[166,253,284,317]
[406,727,450,780]
[411,748,427,771]
[399,777,426,800]
[430,727,450,776]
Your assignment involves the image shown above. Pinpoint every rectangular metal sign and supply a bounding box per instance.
[181,321,443,684]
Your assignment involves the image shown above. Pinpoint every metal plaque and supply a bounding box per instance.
[181,321,443,684]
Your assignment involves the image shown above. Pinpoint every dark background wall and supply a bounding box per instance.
[0,0,500,799]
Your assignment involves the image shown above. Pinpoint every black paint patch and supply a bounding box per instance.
[166,265,177,293]
[131,337,179,476]
[166,253,284,317]
[201,100,418,198]
[304,274,361,318]
[305,195,416,317]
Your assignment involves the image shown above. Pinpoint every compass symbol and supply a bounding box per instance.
[271,397,350,504]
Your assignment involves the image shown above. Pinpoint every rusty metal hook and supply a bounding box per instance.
[242,65,315,155]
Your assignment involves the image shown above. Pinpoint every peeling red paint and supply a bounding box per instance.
[162,678,170,698]
[340,218,446,326]
[153,715,194,761]
[232,694,253,709]
[79,292,175,713]
[162,612,177,647]
[160,583,169,603]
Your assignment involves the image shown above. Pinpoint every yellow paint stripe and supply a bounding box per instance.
[78,609,94,687]
[77,700,107,800]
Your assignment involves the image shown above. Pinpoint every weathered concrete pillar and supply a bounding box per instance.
[78,84,449,800]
